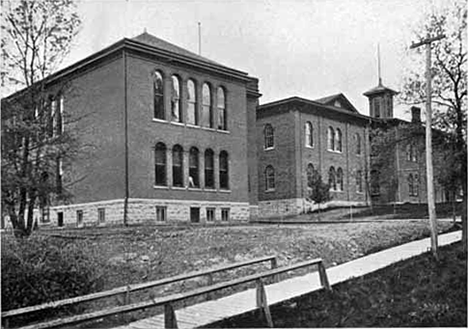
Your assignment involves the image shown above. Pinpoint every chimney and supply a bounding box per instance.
[411,106,421,123]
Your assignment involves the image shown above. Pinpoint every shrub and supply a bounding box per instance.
[1,234,105,325]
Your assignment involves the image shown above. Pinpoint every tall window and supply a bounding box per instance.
[172,145,183,187]
[264,124,274,149]
[153,71,165,120]
[189,147,199,188]
[202,83,212,127]
[306,163,314,188]
[414,174,419,196]
[265,165,275,191]
[337,167,344,191]
[355,133,361,155]
[171,75,181,122]
[407,143,417,162]
[217,87,227,130]
[370,170,380,195]
[219,151,229,190]
[154,142,167,186]
[356,170,363,193]
[305,122,313,147]
[408,174,414,196]
[328,166,336,191]
[374,98,381,118]
[327,127,335,151]
[57,95,64,135]
[187,79,197,125]
[204,149,215,189]
[335,128,342,152]
[386,97,392,117]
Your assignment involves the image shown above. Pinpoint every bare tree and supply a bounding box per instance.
[1,0,81,238]
[399,0,467,249]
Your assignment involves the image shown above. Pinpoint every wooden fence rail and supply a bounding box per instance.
[14,257,330,329]
[2,255,276,328]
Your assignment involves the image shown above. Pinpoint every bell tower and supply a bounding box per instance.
[363,45,398,119]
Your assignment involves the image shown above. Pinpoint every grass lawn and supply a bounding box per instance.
[1,220,457,328]
[206,241,467,328]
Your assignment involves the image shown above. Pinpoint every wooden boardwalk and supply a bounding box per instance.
[113,231,461,329]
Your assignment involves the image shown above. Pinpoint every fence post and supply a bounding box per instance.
[125,285,131,304]
[318,262,332,291]
[270,257,277,269]
[256,279,273,328]
[164,303,178,329]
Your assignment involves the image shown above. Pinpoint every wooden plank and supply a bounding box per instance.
[3,255,276,319]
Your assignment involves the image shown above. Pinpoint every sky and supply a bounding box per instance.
[60,0,446,120]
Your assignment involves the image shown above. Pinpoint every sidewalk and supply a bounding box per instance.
[113,230,462,329]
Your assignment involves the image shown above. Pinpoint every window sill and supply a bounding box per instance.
[204,188,217,193]
[305,145,314,149]
[356,191,364,195]
[172,186,186,190]
[264,147,275,151]
[217,129,230,134]
[265,189,276,193]
[219,189,231,193]
[188,187,202,191]
[153,185,169,189]
[152,118,169,124]
[170,121,185,126]
[327,150,343,154]
[186,123,200,129]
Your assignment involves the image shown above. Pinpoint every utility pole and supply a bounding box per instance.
[410,34,445,260]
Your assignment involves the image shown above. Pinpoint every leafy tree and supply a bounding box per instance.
[307,168,331,217]
[399,0,467,249]
[1,0,81,238]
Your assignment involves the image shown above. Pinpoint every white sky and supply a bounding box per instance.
[61,0,447,120]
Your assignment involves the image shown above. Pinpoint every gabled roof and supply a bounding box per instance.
[4,32,257,100]
[314,93,359,113]
[258,96,370,124]
[132,32,231,70]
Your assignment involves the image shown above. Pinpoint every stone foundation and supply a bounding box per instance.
[258,198,369,218]
[44,198,252,228]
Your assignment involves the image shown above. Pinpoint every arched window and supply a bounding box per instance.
[189,147,199,188]
[408,173,414,196]
[337,167,344,191]
[204,149,215,189]
[153,71,165,120]
[335,128,342,152]
[356,133,361,155]
[305,122,313,147]
[219,151,229,190]
[172,145,183,187]
[265,165,275,191]
[411,145,418,162]
[406,144,412,161]
[306,163,315,188]
[187,79,197,125]
[217,87,226,130]
[356,170,363,193]
[370,170,380,195]
[154,143,167,186]
[202,83,212,128]
[264,124,274,149]
[328,166,336,191]
[171,75,181,122]
[328,127,335,151]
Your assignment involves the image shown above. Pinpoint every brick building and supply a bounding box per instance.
[256,94,371,217]
[4,32,261,227]
[364,80,448,205]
